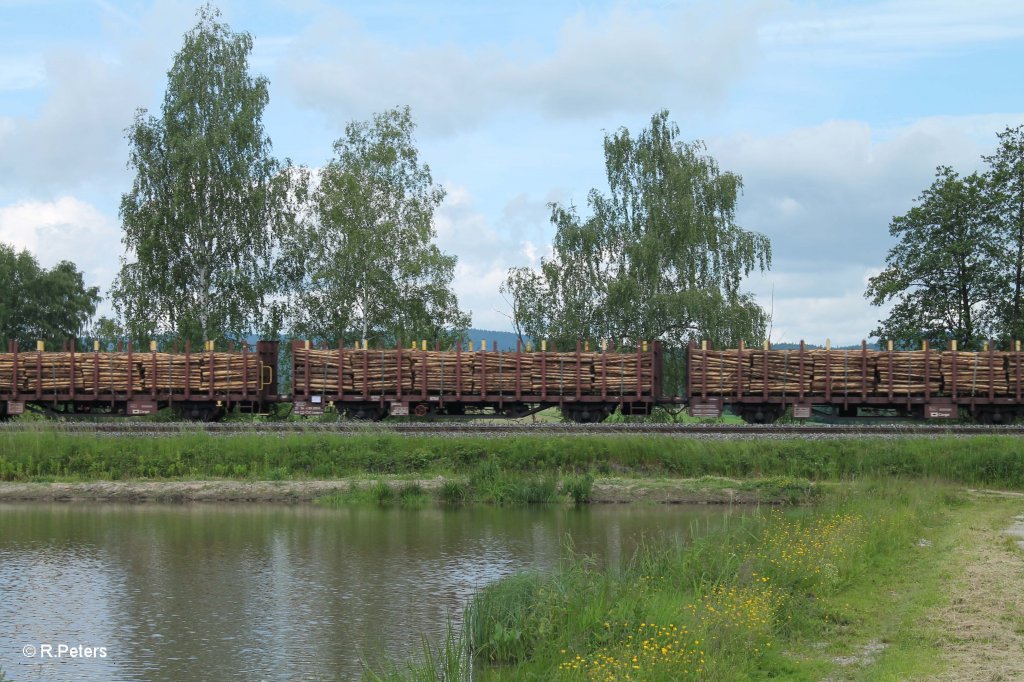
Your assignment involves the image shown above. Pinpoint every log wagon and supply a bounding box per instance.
[686,340,1024,423]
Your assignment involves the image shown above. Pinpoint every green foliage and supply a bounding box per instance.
[868,126,1024,347]
[0,243,100,349]
[397,482,429,508]
[469,457,560,505]
[502,110,771,353]
[282,106,468,346]
[455,480,956,680]
[6,432,1024,492]
[866,166,1002,349]
[562,473,595,504]
[985,125,1024,340]
[112,4,298,344]
[363,620,470,682]
[439,479,469,506]
[466,573,543,664]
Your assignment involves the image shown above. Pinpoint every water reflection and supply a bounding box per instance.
[0,502,739,681]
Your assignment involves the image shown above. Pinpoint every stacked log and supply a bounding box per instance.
[0,354,17,392]
[1007,353,1024,394]
[198,353,261,393]
[686,349,751,396]
[79,353,138,394]
[138,353,205,393]
[411,352,476,394]
[348,350,413,394]
[595,353,654,396]
[16,353,105,393]
[875,351,941,395]
[0,350,263,396]
[294,348,355,394]
[475,352,534,395]
[809,350,876,395]
[940,352,1010,396]
[530,352,594,394]
[748,350,813,395]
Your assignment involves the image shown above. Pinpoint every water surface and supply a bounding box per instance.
[0,502,739,681]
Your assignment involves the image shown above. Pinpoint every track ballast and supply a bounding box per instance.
[1,422,1023,437]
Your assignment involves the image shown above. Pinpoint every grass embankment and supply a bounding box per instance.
[3,431,1024,489]
[370,480,1024,681]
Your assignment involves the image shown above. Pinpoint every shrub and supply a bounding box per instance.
[562,473,595,504]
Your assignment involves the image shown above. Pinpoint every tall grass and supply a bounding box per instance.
[2,432,1024,489]
[362,622,471,682]
[455,478,956,680]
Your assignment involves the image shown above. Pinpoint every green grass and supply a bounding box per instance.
[316,481,431,508]
[561,473,595,504]
[3,431,1024,491]
[378,479,1008,680]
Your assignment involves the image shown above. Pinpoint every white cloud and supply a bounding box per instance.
[0,196,121,296]
[0,51,145,193]
[762,0,1024,65]
[434,184,555,330]
[0,1,198,195]
[718,114,1024,344]
[281,3,766,134]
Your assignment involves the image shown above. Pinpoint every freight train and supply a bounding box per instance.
[1,338,1022,423]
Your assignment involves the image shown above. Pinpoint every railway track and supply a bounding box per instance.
[1,422,1023,436]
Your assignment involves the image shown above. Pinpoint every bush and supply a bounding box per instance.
[438,480,469,506]
[562,473,595,504]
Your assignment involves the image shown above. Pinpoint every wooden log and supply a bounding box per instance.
[411,352,476,394]
[940,352,1010,396]
[875,351,941,395]
[686,349,751,396]
[529,352,595,394]
[809,350,879,394]
[747,350,814,395]
[139,353,205,392]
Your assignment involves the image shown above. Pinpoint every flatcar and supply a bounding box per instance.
[289,339,660,422]
[0,339,280,421]
[3,337,1023,423]
[687,340,1024,424]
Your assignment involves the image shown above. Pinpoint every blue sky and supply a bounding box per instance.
[1,0,1023,344]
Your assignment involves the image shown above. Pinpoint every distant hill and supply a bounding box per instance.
[772,342,881,351]
[464,335,884,352]
[466,329,523,351]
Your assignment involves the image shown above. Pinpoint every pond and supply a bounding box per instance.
[0,501,742,681]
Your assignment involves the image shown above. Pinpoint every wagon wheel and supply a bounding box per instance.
[414,403,430,418]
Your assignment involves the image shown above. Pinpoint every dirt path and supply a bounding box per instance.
[924,498,1024,681]
[0,478,771,504]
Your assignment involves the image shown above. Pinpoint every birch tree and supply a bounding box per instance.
[284,107,469,345]
[112,4,289,344]
[505,110,771,349]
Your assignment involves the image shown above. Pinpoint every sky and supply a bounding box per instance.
[1,0,1023,345]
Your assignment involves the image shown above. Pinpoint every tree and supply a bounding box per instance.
[984,125,1024,339]
[283,107,469,345]
[112,4,292,345]
[0,243,101,350]
[865,167,1002,349]
[504,110,771,350]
